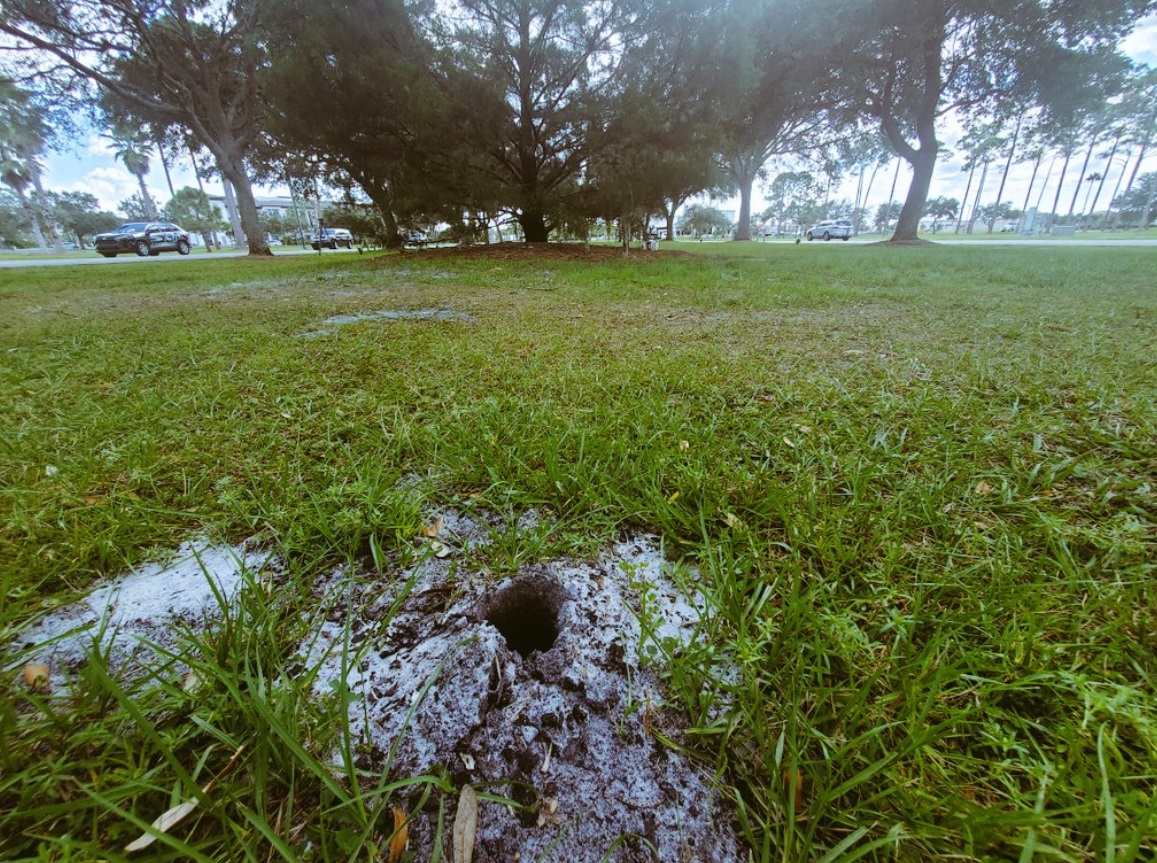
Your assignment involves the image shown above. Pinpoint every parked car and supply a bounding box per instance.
[805,219,853,241]
[94,222,192,257]
[405,230,429,247]
[311,228,354,249]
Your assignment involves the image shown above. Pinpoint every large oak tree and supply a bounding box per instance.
[832,0,1151,242]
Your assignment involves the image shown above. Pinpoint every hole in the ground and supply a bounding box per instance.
[484,577,564,658]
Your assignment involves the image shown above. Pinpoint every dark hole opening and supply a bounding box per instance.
[485,581,561,658]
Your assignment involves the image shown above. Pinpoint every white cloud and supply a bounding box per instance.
[59,167,141,212]
[1122,15,1157,65]
[85,135,115,158]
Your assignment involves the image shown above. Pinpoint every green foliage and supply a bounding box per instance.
[678,203,732,236]
[923,195,960,221]
[164,187,223,234]
[1,246,1155,861]
[49,191,120,245]
[1112,172,1157,223]
[118,192,161,221]
[0,187,31,247]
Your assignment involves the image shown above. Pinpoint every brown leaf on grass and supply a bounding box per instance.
[22,663,50,692]
[421,518,445,538]
[783,768,805,812]
[975,481,993,495]
[723,513,746,531]
[387,807,408,863]
[124,800,200,852]
[453,784,478,863]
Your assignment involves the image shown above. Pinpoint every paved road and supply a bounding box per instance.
[0,246,358,269]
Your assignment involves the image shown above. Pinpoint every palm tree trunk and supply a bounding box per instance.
[955,163,976,233]
[1068,139,1096,218]
[1086,133,1121,228]
[1102,148,1131,230]
[967,160,990,234]
[1049,147,1073,228]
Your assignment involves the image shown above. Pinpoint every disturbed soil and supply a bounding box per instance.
[11,509,742,862]
[383,242,690,263]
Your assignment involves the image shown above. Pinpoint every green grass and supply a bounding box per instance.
[2,244,1155,861]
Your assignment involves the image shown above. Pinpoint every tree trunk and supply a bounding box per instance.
[11,183,48,251]
[991,117,1021,217]
[861,161,881,233]
[136,173,158,219]
[1140,180,1156,230]
[354,174,402,249]
[885,156,901,232]
[219,162,271,256]
[156,135,176,200]
[1068,139,1095,218]
[520,210,550,243]
[891,146,936,242]
[1021,152,1043,218]
[966,160,989,234]
[734,167,755,241]
[1086,133,1120,228]
[30,172,65,251]
[1103,148,1131,230]
[1049,148,1072,227]
[955,163,976,233]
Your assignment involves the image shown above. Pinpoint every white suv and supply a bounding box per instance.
[805,219,853,241]
[311,228,354,249]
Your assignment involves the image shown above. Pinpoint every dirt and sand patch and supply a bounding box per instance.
[11,511,741,860]
[384,242,690,264]
[301,508,739,860]
[11,538,275,673]
[301,308,476,338]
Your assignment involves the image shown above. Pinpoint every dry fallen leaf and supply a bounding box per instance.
[420,518,445,538]
[453,784,478,863]
[124,744,246,852]
[783,768,805,812]
[124,800,199,852]
[183,670,203,695]
[783,437,796,448]
[723,513,746,531]
[387,807,408,863]
[23,662,50,692]
[975,481,992,495]
[430,540,452,558]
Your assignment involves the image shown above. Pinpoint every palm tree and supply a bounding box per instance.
[107,125,158,219]
[0,81,58,250]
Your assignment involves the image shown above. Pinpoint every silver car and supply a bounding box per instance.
[805,219,853,241]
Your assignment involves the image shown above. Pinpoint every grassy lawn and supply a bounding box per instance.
[2,244,1155,861]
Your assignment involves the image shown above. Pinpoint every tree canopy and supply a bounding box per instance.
[2,0,1153,246]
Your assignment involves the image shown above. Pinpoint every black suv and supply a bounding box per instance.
[94,222,192,257]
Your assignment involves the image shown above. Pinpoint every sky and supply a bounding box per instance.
[40,13,1157,225]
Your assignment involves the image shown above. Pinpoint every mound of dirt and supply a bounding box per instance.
[380,242,689,263]
[302,508,741,861]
